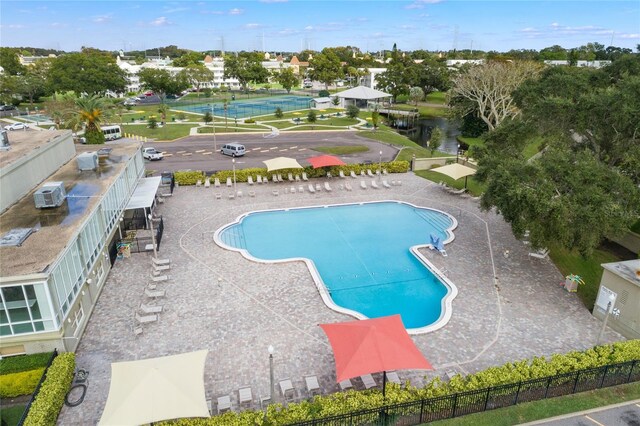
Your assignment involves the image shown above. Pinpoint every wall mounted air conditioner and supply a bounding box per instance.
[34,182,66,208]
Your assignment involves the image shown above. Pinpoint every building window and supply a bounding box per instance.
[71,305,84,336]
[0,283,54,336]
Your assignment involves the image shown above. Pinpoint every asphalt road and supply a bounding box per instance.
[523,400,640,426]
[137,131,399,173]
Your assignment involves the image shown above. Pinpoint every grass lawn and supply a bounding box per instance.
[313,146,369,155]
[0,404,27,426]
[268,117,358,130]
[122,124,194,141]
[392,103,448,118]
[426,91,447,104]
[549,244,624,310]
[414,169,485,197]
[120,106,203,123]
[427,382,640,426]
[257,109,341,121]
[523,137,544,159]
[197,124,265,133]
[457,136,484,149]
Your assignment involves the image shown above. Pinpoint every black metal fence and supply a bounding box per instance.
[286,360,639,426]
[17,350,58,426]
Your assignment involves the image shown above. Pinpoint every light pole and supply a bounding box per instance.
[596,294,616,345]
[268,345,275,402]
[118,217,124,240]
[456,143,460,164]
[208,103,217,152]
[378,150,382,181]
[147,214,158,258]
[232,158,237,195]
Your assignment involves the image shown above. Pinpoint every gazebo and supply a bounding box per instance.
[336,86,392,109]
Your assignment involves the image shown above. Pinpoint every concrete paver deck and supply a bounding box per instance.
[58,173,622,424]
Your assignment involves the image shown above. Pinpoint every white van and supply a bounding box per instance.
[220,143,246,157]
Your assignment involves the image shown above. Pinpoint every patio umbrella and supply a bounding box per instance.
[306,154,346,169]
[99,350,209,426]
[320,315,432,399]
[263,157,303,172]
[430,163,477,189]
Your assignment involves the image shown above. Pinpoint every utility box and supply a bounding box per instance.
[34,182,66,208]
[77,152,99,171]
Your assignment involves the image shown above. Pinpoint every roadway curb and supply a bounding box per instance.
[520,398,640,425]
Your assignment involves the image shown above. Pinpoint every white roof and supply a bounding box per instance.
[336,86,392,100]
[312,97,332,103]
[126,176,162,210]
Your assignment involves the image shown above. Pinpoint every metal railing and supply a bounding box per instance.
[286,360,639,426]
[17,350,58,426]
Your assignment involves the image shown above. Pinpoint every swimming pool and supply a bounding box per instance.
[173,96,312,119]
[215,201,458,333]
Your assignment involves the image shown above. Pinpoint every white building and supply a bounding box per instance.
[544,60,612,68]
[0,131,147,355]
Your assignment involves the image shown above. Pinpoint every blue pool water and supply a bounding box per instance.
[174,96,312,119]
[216,201,457,331]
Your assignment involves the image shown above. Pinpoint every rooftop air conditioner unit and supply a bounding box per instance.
[34,182,66,208]
[77,152,98,171]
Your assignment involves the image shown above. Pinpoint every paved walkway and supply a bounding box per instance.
[58,173,623,424]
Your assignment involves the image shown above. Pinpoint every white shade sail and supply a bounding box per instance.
[430,163,477,181]
[263,157,303,172]
[99,350,209,426]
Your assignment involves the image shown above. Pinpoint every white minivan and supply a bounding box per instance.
[220,143,246,157]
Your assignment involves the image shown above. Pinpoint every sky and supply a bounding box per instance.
[1,0,639,53]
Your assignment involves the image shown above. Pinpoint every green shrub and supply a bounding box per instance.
[396,94,409,104]
[0,368,45,397]
[0,352,53,375]
[244,118,255,124]
[23,352,75,426]
[158,340,640,425]
[174,171,205,185]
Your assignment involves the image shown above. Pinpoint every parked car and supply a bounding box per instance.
[0,105,17,111]
[4,122,27,131]
[143,91,155,97]
[142,147,163,161]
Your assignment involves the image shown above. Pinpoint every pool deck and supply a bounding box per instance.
[58,172,623,424]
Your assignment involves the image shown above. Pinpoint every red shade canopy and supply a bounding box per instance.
[307,155,346,169]
[319,315,433,383]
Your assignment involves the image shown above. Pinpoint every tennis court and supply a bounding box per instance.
[173,95,312,119]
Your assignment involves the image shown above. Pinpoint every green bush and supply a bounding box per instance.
[0,368,45,397]
[174,171,205,185]
[244,118,255,124]
[396,94,409,104]
[158,340,640,425]
[23,352,75,426]
[0,352,53,375]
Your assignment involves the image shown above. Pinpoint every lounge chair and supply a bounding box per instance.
[339,379,354,391]
[295,174,301,181]
[277,173,284,182]
[196,180,202,187]
[135,312,158,324]
[308,184,316,193]
[291,186,296,193]
[350,171,358,178]
[529,248,550,260]
[256,175,263,184]
[151,274,169,282]
[302,172,308,181]
[315,183,322,191]
[217,395,232,414]
[298,185,304,193]
[324,182,332,191]
[339,170,346,178]
[305,375,321,397]
[226,177,232,187]
[214,177,220,187]
[382,180,391,189]
[238,386,253,408]
[382,169,388,175]
[367,169,374,177]
[360,180,367,189]
[152,257,170,266]
[145,288,166,298]
[386,371,401,385]
[272,190,279,196]
[371,180,380,189]
[248,176,254,185]
[236,190,243,198]
[140,302,163,314]
[345,182,353,191]
[288,173,294,181]
[360,170,366,176]
[360,374,377,389]
[272,174,278,183]
[153,264,170,273]
[326,172,332,178]
[204,178,211,188]
[284,187,289,194]
[279,379,296,402]
[215,193,222,199]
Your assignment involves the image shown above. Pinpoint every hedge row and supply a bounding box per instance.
[159,340,640,426]
[23,352,75,426]
[0,352,53,375]
[173,161,410,186]
[0,368,45,397]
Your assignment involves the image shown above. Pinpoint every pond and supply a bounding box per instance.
[409,117,464,155]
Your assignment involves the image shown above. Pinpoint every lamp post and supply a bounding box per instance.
[147,214,158,258]
[378,150,382,181]
[232,158,237,195]
[456,143,460,164]
[268,345,275,402]
[208,103,217,152]
[596,294,616,345]
[118,217,124,240]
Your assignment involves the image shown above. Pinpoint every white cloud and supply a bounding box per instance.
[244,23,263,29]
[305,25,314,31]
[200,10,224,15]
[400,25,415,30]
[92,14,113,23]
[49,22,68,28]
[405,0,442,9]
[619,33,640,39]
[1,24,26,29]
[277,28,300,35]
[164,7,189,14]
[150,17,172,26]
[229,8,243,15]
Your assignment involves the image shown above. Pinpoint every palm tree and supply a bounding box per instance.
[67,95,111,144]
